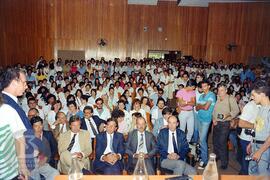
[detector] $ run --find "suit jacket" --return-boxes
[157,128,189,162]
[125,129,157,158]
[42,130,58,164]
[80,116,106,132]
[52,123,70,141]
[58,129,92,158]
[93,131,125,170]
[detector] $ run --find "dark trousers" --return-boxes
[239,139,250,175]
[94,161,122,175]
[213,121,230,167]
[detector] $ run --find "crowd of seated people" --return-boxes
[4,56,270,177]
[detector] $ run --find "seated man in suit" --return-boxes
[93,118,125,175]
[157,115,196,175]
[153,107,172,137]
[81,106,106,140]
[58,115,92,174]
[125,116,157,175]
[30,116,59,179]
[28,111,58,167]
[52,111,70,141]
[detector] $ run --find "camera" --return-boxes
[244,129,255,137]
[217,114,224,119]
[195,143,201,156]
[245,155,253,161]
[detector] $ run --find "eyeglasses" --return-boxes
[17,78,27,85]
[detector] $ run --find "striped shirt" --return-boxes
[0,124,18,179]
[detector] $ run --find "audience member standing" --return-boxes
[212,83,240,169]
[196,80,216,169]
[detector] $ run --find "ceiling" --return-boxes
[128,0,267,7]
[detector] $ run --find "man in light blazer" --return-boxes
[125,116,157,175]
[52,111,70,141]
[58,115,92,174]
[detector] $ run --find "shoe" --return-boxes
[198,161,206,169]
[220,165,228,170]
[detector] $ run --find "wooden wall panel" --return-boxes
[126,2,208,59]
[0,0,208,66]
[206,3,270,64]
[0,0,269,67]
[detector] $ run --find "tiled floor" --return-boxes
[196,134,241,175]
[196,151,241,175]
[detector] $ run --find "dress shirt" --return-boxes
[136,131,148,154]
[163,118,168,126]
[70,132,81,154]
[85,117,98,138]
[59,123,67,133]
[167,130,178,154]
[103,132,114,155]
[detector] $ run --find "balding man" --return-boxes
[125,117,157,174]
[28,107,39,120]
[157,115,196,175]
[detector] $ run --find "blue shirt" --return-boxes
[26,75,36,82]
[246,69,255,82]
[78,66,86,75]
[197,91,216,122]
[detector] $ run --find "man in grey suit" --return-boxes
[125,116,157,175]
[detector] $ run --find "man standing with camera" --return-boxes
[240,81,270,175]
[212,83,240,170]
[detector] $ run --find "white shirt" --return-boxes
[163,118,168,126]
[85,117,98,138]
[1,92,26,139]
[152,74,160,84]
[59,123,67,133]
[130,109,146,121]
[103,132,114,155]
[108,95,118,110]
[88,96,96,106]
[70,132,81,154]
[239,101,259,141]
[93,107,111,121]
[168,130,178,154]
[136,131,148,154]
[47,110,57,129]
[0,104,26,139]
[114,87,124,96]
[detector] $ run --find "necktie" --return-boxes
[138,133,144,152]
[67,133,77,151]
[172,132,178,153]
[109,134,114,153]
[88,119,98,136]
